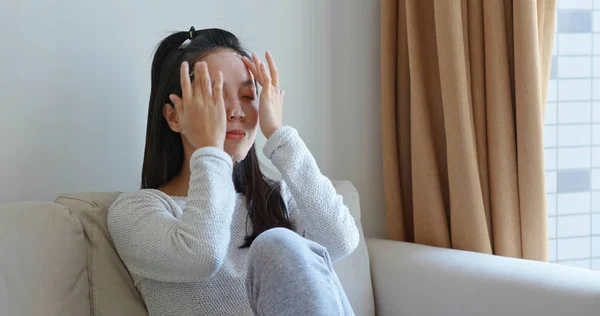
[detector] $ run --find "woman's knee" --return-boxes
[251,227,300,253]
[248,228,317,264]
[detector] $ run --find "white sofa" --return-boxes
[1,181,599,316]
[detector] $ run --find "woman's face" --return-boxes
[203,50,259,162]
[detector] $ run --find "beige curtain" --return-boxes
[381,0,556,261]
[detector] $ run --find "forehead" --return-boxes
[203,50,251,82]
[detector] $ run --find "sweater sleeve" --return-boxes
[107,147,236,283]
[263,126,360,261]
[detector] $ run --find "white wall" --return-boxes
[0,0,385,238]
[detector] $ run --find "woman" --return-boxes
[107,27,359,316]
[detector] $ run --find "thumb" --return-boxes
[169,94,183,110]
[169,94,184,118]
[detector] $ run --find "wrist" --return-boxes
[195,140,223,151]
[198,144,224,151]
[264,125,282,139]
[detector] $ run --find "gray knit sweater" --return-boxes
[107,126,360,316]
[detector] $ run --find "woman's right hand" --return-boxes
[169,61,226,150]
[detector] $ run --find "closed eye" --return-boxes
[243,96,256,101]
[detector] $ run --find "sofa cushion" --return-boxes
[331,181,376,316]
[0,202,91,316]
[56,180,374,316]
[55,193,148,316]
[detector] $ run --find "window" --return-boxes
[545,0,600,270]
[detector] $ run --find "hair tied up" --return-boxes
[179,26,197,49]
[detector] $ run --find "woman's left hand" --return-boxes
[242,51,284,139]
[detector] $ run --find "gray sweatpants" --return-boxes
[246,228,355,316]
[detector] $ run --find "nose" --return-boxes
[227,101,246,121]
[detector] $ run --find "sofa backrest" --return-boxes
[0,202,91,316]
[0,180,375,316]
[55,192,148,316]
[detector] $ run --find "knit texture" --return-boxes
[107,126,360,316]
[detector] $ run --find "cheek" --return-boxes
[243,102,259,126]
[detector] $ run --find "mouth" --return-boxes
[225,129,246,140]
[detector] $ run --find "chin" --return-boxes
[225,146,250,163]
[228,153,245,163]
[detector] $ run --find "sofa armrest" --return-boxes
[366,238,600,316]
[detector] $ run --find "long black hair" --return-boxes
[141,28,293,248]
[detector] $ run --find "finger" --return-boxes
[260,62,271,85]
[180,62,192,101]
[242,56,258,78]
[247,67,256,84]
[199,62,213,97]
[251,52,264,84]
[265,51,279,88]
[192,62,204,97]
[213,71,224,106]
[169,94,183,110]
[242,57,257,87]
[169,94,184,124]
